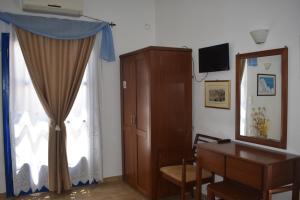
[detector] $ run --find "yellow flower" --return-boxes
[251,107,269,138]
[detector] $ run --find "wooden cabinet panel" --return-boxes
[123,127,137,187]
[150,51,192,149]
[226,157,263,189]
[122,57,136,128]
[135,54,151,196]
[198,149,225,176]
[136,55,149,133]
[122,57,137,187]
[136,129,151,196]
[270,161,294,188]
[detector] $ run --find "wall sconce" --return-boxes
[250,29,269,44]
[263,62,272,71]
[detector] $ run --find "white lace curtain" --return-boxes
[5,25,103,195]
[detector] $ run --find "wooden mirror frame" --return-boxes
[235,47,288,149]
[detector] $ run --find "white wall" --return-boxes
[0,0,156,193]
[156,0,300,199]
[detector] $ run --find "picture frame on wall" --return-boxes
[205,80,231,109]
[257,74,276,96]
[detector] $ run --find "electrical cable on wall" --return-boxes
[192,57,208,82]
[182,45,208,83]
[181,45,207,138]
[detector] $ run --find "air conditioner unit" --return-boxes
[22,0,83,17]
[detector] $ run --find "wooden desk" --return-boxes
[195,142,300,200]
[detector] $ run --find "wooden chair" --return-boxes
[159,133,222,200]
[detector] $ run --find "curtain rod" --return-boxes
[82,15,116,27]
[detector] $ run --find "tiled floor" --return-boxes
[2,181,205,200]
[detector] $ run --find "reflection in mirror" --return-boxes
[236,48,288,149]
[240,55,281,140]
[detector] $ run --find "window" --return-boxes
[6,31,102,195]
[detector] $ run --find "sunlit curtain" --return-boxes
[67,34,103,185]
[8,28,103,195]
[9,27,49,195]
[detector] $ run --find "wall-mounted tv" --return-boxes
[199,43,229,73]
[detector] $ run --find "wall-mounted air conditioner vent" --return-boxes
[22,0,83,17]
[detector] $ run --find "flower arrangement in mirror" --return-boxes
[251,107,270,138]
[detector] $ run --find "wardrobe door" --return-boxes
[122,57,137,187]
[151,50,192,149]
[135,55,151,196]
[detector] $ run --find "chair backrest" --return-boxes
[192,133,222,160]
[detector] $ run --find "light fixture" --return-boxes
[250,29,269,44]
[263,62,272,71]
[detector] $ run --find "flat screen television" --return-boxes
[198,43,229,73]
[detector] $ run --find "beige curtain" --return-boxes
[15,27,96,193]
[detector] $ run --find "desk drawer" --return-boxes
[226,157,263,189]
[198,149,225,176]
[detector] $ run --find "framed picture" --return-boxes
[257,74,276,96]
[205,80,231,109]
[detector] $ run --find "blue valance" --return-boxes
[0,12,115,61]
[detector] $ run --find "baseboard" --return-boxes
[103,176,122,183]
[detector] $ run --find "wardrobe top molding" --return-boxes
[120,46,192,58]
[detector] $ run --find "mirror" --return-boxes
[236,48,288,149]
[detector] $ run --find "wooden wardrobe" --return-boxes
[120,46,192,199]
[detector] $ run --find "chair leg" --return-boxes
[181,185,186,200]
[190,187,194,198]
[263,190,271,200]
[207,188,215,200]
[292,185,299,200]
[156,176,160,200]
